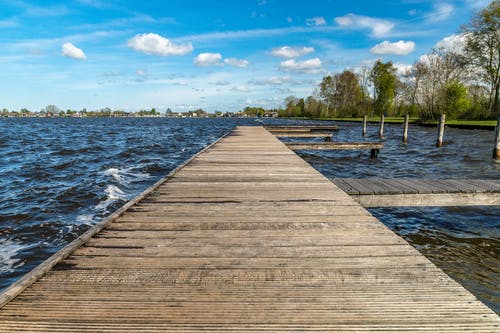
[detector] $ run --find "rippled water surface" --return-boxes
[0,117,499,314]
[0,117,254,289]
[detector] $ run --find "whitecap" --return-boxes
[76,214,95,224]
[0,239,33,274]
[103,167,124,183]
[94,185,127,212]
[103,166,150,186]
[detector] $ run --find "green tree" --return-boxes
[318,71,365,117]
[318,76,335,116]
[370,60,397,116]
[439,80,470,119]
[463,0,500,115]
[334,70,364,116]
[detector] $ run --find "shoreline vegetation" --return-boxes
[287,116,498,130]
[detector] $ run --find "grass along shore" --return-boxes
[300,117,498,130]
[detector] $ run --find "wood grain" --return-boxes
[0,126,498,332]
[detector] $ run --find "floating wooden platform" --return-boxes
[274,132,333,138]
[265,125,339,132]
[285,142,383,158]
[0,126,498,332]
[333,178,500,207]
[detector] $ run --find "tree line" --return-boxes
[279,1,500,121]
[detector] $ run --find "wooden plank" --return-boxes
[285,142,383,150]
[0,126,498,332]
[353,192,500,207]
[331,178,360,195]
[333,178,500,196]
[265,125,339,131]
[273,132,333,138]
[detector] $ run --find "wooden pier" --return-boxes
[333,178,500,207]
[0,126,498,332]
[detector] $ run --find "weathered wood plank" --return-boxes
[273,132,333,138]
[332,178,500,206]
[0,126,497,332]
[285,142,383,150]
[265,125,339,131]
[352,193,500,207]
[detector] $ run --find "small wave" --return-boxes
[0,239,35,274]
[94,185,127,212]
[76,214,96,225]
[103,166,150,186]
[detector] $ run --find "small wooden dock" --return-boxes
[0,126,498,332]
[286,142,383,158]
[333,178,500,207]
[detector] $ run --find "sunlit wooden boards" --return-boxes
[333,178,500,207]
[0,126,498,332]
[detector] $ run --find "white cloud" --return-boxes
[271,46,314,58]
[286,17,293,23]
[370,40,415,55]
[279,58,323,74]
[127,33,193,56]
[306,17,326,26]
[334,14,394,38]
[214,80,230,86]
[250,76,291,85]
[232,85,251,92]
[224,58,249,68]
[418,53,441,66]
[0,18,18,28]
[435,33,467,53]
[394,62,412,75]
[464,0,491,9]
[194,52,223,67]
[61,42,86,60]
[426,3,454,23]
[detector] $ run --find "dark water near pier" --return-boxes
[0,117,498,313]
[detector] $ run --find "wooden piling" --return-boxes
[378,114,385,138]
[493,114,500,161]
[436,114,446,147]
[402,114,409,143]
[362,115,367,137]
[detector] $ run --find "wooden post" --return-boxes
[493,114,500,161]
[370,148,380,159]
[436,113,446,147]
[362,115,367,137]
[402,114,409,143]
[378,114,385,138]
[492,81,499,160]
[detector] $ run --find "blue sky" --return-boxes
[0,0,491,112]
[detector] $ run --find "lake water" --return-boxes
[0,117,498,313]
